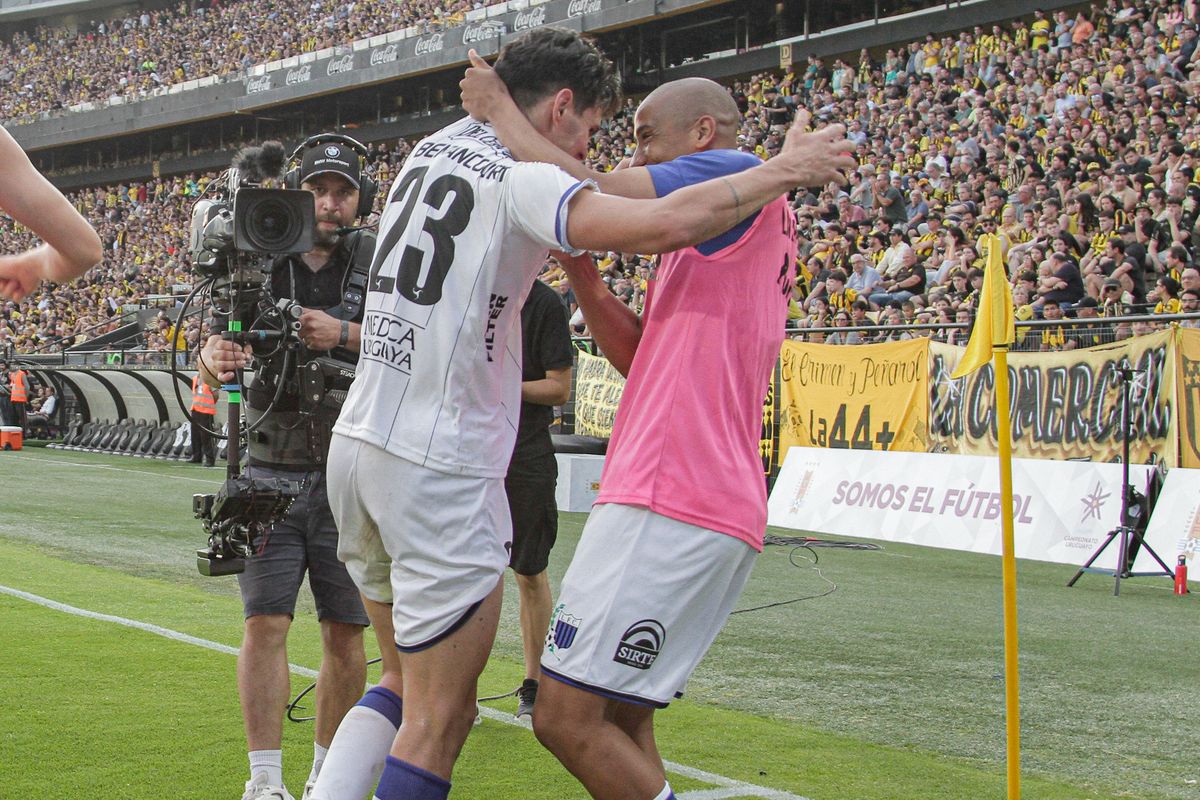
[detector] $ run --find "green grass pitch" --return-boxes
[0,446,1197,799]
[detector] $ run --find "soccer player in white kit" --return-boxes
[319,28,856,800]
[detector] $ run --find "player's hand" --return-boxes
[299,308,342,351]
[460,49,509,122]
[780,111,856,188]
[201,334,252,384]
[0,251,42,302]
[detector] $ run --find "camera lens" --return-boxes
[246,196,303,251]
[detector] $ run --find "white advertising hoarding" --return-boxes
[768,447,1155,570]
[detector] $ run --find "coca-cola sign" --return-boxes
[246,74,273,94]
[372,43,403,64]
[412,36,443,57]
[513,5,547,30]
[285,64,312,86]
[462,21,506,44]
[326,54,354,76]
[567,0,601,16]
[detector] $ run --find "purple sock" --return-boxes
[374,756,450,800]
[357,686,404,727]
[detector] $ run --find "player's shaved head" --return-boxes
[639,78,741,147]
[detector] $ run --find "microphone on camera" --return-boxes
[232,140,288,183]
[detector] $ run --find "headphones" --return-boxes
[283,133,378,219]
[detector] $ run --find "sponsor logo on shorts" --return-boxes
[612,619,665,670]
[546,603,581,657]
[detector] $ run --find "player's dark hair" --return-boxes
[494,27,622,116]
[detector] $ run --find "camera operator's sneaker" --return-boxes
[299,779,315,800]
[515,678,538,720]
[242,772,295,800]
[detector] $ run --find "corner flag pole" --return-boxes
[994,345,1020,800]
[951,233,1019,799]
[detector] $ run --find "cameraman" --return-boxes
[199,138,374,800]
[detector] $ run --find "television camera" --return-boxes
[180,141,361,576]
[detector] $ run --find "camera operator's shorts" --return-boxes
[540,503,756,708]
[237,466,369,626]
[328,433,511,652]
[505,463,558,576]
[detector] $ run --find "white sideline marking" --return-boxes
[0,584,809,800]
[0,584,317,678]
[17,452,220,485]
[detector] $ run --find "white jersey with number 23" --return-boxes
[334,117,593,478]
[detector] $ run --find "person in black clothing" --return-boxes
[198,136,375,800]
[507,277,575,720]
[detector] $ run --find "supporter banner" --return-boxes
[928,330,1177,466]
[777,338,928,460]
[573,351,625,438]
[1175,328,1200,469]
[767,447,1153,570]
[1137,466,1200,577]
[761,374,777,478]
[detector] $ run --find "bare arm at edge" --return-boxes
[0,127,103,301]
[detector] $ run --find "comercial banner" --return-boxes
[928,330,1178,465]
[572,351,625,438]
[777,338,928,460]
[767,447,1154,569]
[1175,328,1200,468]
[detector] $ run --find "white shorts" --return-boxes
[541,503,756,707]
[327,433,511,651]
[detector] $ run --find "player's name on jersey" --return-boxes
[411,129,511,182]
[362,310,418,373]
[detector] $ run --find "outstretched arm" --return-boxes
[0,127,103,301]
[565,117,855,254]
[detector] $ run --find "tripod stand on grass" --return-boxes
[1067,366,1174,595]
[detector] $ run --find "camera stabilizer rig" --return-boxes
[178,141,358,576]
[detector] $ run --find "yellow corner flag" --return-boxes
[952,233,1015,378]
[947,232,1022,799]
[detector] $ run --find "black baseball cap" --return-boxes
[300,142,361,188]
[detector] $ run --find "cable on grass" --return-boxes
[287,659,522,723]
[730,536,882,615]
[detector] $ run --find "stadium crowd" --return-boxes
[0,0,502,124]
[5,0,1200,357]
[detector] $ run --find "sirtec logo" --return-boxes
[246,75,272,94]
[567,0,602,17]
[613,619,666,670]
[513,5,547,30]
[373,42,403,63]
[326,54,354,76]
[462,21,507,44]
[285,64,312,86]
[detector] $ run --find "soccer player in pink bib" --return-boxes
[463,68,802,800]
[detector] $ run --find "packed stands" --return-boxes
[4,0,1200,358]
[0,0,501,124]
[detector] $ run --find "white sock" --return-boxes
[307,705,399,800]
[652,781,674,800]
[308,742,329,785]
[248,749,284,787]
